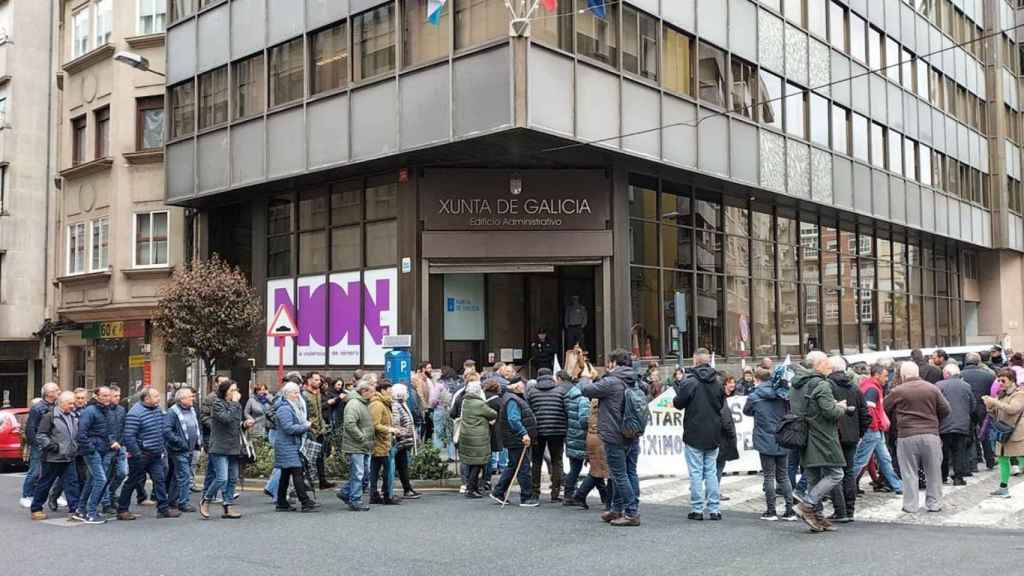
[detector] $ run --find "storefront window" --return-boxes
[726,276,750,357]
[752,279,776,357]
[663,271,693,360]
[630,267,660,358]
[780,282,800,355]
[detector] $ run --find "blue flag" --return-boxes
[427,0,446,25]
[587,0,606,18]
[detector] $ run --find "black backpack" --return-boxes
[621,381,649,440]
[264,400,278,430]
[775,413,807,450]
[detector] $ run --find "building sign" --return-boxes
[82,320,146,340]
[266,268,398,367]
[128,355,146,368]
[420,170,609,231]
[637,389,760,477]
[444,274,485,341]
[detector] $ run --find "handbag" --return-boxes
[990,410,1024,445]
[451,417,463,445]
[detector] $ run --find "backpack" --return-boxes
[621,380,649,440]
[774,413,807,450]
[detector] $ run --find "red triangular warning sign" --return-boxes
[267,305,298,338]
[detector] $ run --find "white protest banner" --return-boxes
[637,388,762,477]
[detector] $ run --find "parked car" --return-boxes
[0,408,28,471]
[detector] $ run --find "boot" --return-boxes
[199,498,210,520]
[222,504,242,519]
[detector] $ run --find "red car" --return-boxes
[0,408,28,470]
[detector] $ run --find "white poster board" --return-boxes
[444,274,485,341]
[637,388,761,477]
[363,268,398,366]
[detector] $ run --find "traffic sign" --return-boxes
[267,305,298,338]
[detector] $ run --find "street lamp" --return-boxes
[113,51,165,77]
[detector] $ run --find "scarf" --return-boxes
[287,396,309,427]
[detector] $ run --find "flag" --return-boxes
[541,0,557,10]
[587,0,606,18]
[553,354,562,374]
[427,0,446,25]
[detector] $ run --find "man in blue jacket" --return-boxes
[743,368,796,521]
[76,386,115,524]
[491,380,538,507]
[116,388,180,520]
[20,382,60,509]
[103,385,127,514]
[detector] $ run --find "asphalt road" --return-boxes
[4,473,1021,576]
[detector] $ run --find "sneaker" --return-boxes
[57,496,67,508]
[795,503,823,532]
[708,512,722,521]
[403,490,422,499]
[780,510,798,522]
[179,504,197,513]
[263,489,274,498]
[275,505,297,512]
[158,509,182,518]
[760,512,779,521]
[458,486,467,494]
[519,499,540,508]
[465,491,483,499]
[300,504,320,513]
[82,515,106,525]
[687,512,703,521]
[19,497,31,509]
[991,487,1012,498]
[347,503,370,512]
[609,515,640,527]
[953,478,967,486]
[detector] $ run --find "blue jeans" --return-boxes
[22,446,41,498]
[605,440,640,517]
[564,457,585,499]
[117,453,168,512]
[80,451,112,517]
[338,453,371,505]
[431,409,447,453]
[105,450,128,506]
[170,452,193,507]
[203,454,238,505]
[684,445,720,514]
[852,430,903,492]
[265,468,281,496]
[493,446,533,503]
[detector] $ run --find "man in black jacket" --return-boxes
[21,382,60,509]
[673,348,725,521]
[530,329,556,374]
[935,364,976,485]
[525,368,569,502]
[960,352,995,470]
[827,357,870,522]
[913,349,942,384]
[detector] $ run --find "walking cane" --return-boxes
[501,445,529,509]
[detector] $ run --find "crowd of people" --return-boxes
[16,343,1024,532]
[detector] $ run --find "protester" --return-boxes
[673,348,725,522]
[165,388,201,513]
[21,382,59,509]
[935,364,976,486]
[200,380,251,520]
[117,388,180,521]
[912,349,942,384]
[884,362,951,513]
[827,356,870,523]
[736,368,756,396]
[983,369,1024,498]
[390,384,420,500]
[572,397,610,511]
[962,352,997,470]
[105,385,128,514]
[525,367,569,503]
[642,362,663,400]
[790,351,847,533]
[459,381,498,498]
[851,364,903,495]
[264,372,302,498]
[272,382,318,512]
[368,380,399,505]
[562,369,591,506]
[337,381,375,511]
[303,372,333,490]
[491,379,538,508]
[743,367,796,521]
[432,366,456,458]
[30,391,79,521]
[76,386,114,524]
[244,384,273,439]
[716,376,739,501]
[990,346,1007,371]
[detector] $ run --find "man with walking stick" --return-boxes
[491,380,539,507]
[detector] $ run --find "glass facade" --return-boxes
[628,174,962,361]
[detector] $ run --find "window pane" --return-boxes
[299,191,329,230]
[785,83,806,139]
[802,283,822,352]
[663,271,693,360]
[697,43,727,107]
[139,0,168,35]
[753,279,777,356]
[366,182,398,220]
[901,49,914,90]
[170,0,193,22]
[808,0,827,37]
[695,273,724,354]
[629,182,657,220]
[354,4,396,80]
[731,57,757,120]
[889,132,903,175]
[851,112,868,161]
[170,81,195,138]
[73,8,91,58]
[267,235,292,277]
[884,36,899,80]
[96,0,112,47]
[849,12,866,62]
[778,281,800,354]
[135,214,151,266]
[269,38,305,107]
[71,118,86,164]
[576,0,618,67]
[95,108,110,158]
[662,224,692,270]
[662,25,693,96]
[831,104,848,154]
[630,220,658,266]
[152,212,168,265]
[870,122,885,168]
[759,70,783,130]
[622,7,658,81]
[810,93,829,145]
[404,0,449,68]
[331,225,361,270]
[784,0,805,27]
[916,62,929,99]
[233,53,266,119]
[829,1,845,52]
[331,184,362,225]
[268,194,293,235]
[726,236,749,276]
[726,276,750,357]
[823,286,840,354]
[919,143,932,185]
[622,6,638,75]
[867,27,882,70]
[141,107,165,149]
[300,230,328,274]
[631,267,660,358]
[198,66,229,129]
[366,220,397,266]
[904,139,916,180]
[532,0,573,52]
